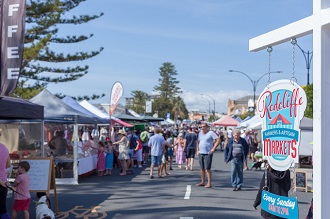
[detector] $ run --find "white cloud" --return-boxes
[181,90,249,114]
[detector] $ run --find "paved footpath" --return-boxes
[6,150,312,219]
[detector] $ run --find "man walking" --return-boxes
[148,127,165,179]
[196,123,220,188]
[185,126,198,171]
[224,129,249,191]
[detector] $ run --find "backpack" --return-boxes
[140,131,149,143]
[129,135,137,149]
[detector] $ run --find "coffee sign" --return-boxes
[257,80,307,171]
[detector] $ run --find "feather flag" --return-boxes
[109,82,123,116]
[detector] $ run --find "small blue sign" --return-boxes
[166,113,170,119]
[261,190,298,219]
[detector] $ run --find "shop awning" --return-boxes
[111,117,134,127]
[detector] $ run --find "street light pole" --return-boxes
[201,95,211,120]
[201,94,216,122]
[294,42,313,85]
[229,70,282,114]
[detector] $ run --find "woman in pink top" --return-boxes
[0,129,11,219]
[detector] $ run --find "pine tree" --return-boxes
[154,62,181,99]
[153,62,186,118]
[15,0,104,99]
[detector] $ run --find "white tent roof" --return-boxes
[238,115,262,128]
[299,130,313,156]
[79,100,109,119]
[247,121,262,130]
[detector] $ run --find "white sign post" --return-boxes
[249,1,330,218]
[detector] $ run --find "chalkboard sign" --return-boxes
[20,158,53,192]
[294,171,307,192]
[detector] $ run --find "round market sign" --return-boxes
[257,79,307,171]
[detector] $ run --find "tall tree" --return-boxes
[154,62,181,99]
[129,90,148,114]
[153,62,182,118]
[14,0,104,99]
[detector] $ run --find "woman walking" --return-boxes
[114,130,129,176]
[175,133,186,169]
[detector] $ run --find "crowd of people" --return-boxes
[0,124,313,219]
[87,124,265,183]
[87,123,260,190]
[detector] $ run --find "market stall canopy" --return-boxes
[111,117,134,127]
[166,118,176,124]
[161,120,170,126]
[139,115,164,122]
[0,96,44,120]
[78,100,133,127]
[79,100,109,119]
[114,113,144,122]
[30,89,97,124]
[238,115,262,128]
[234,117,242,122]
[299,117,313,131]
[296,118,313,156]
[299,130,313,156]
[62,96,109,124]
[212,115,239,127]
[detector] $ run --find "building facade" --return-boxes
[227,95,255,116]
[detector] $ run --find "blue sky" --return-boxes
[46,0,313,114]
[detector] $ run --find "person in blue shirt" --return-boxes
[148,127,165,179]
[195,123,220,188]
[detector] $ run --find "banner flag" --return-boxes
[0,0,26,96]
[145,100,152,113]
[109,81,123,116]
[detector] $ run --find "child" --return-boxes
[12,161,31,219]
[96,142,106,176]
[104,141,114,176]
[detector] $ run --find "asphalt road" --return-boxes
[6,150,312,219]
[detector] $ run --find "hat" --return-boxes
[178,133,183,137]
[118,130,126,135]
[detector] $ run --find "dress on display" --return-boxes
[82,128,90,141]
